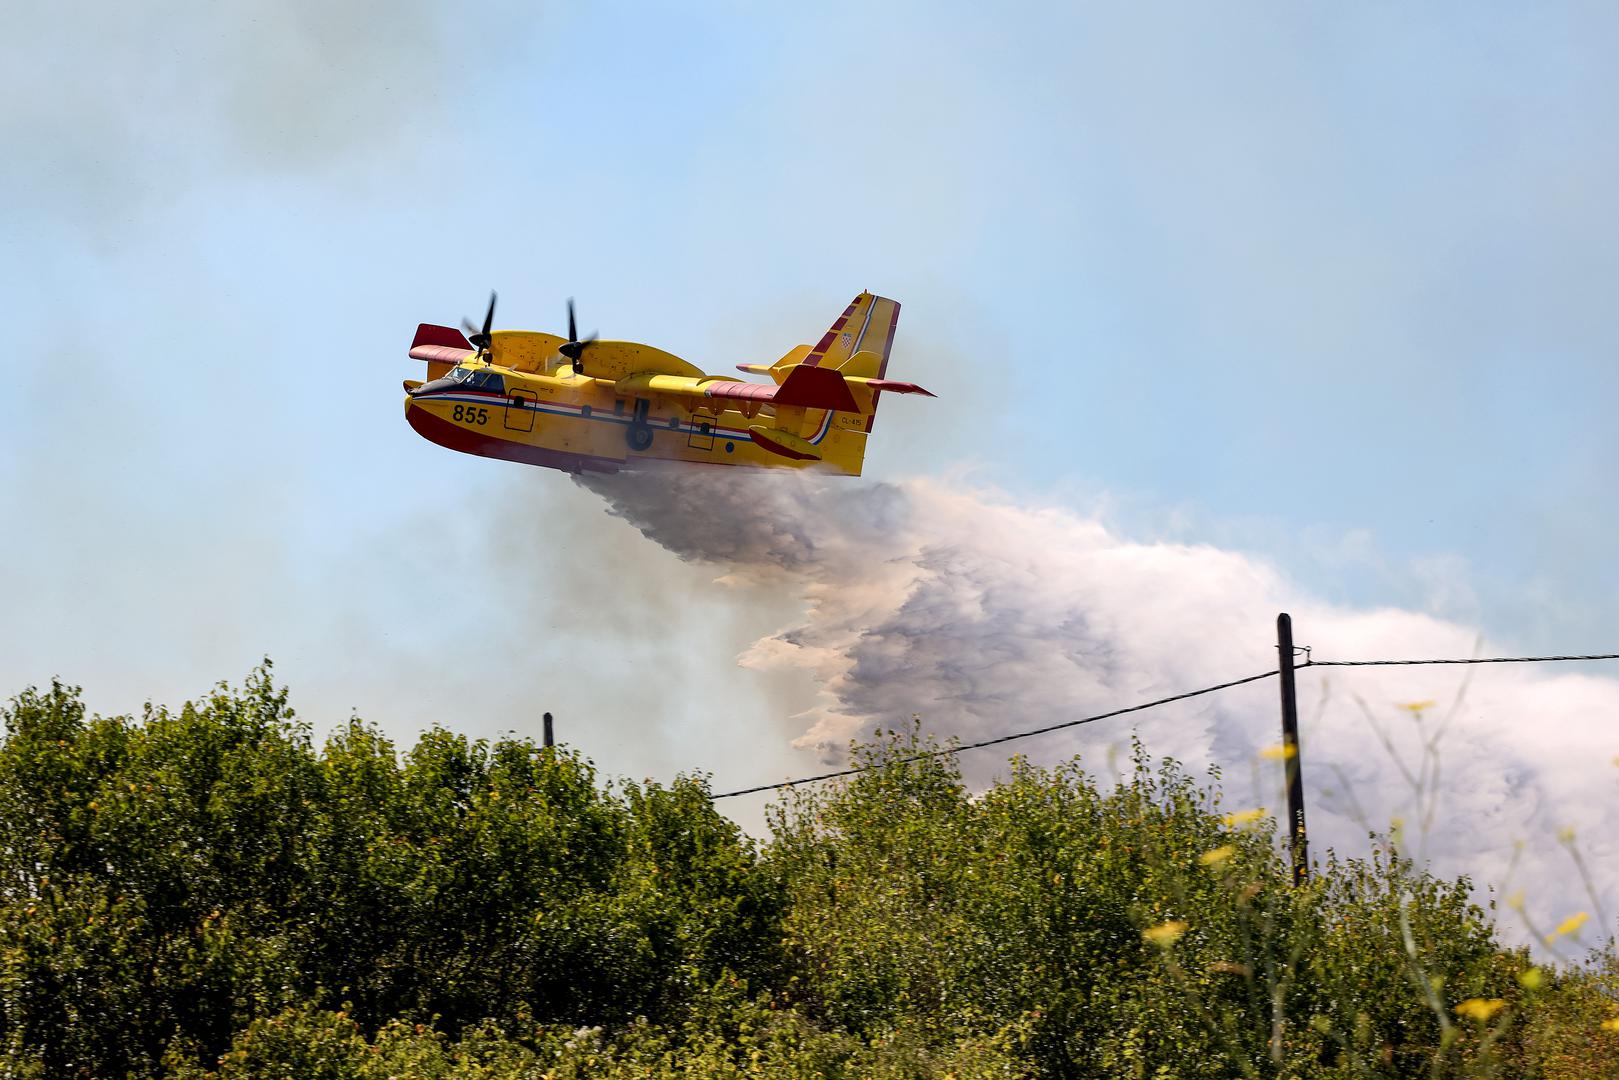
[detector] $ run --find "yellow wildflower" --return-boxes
[1259,744,1296,760]
[1602,1016,1619,1032]
[1555,912,1590,938]
[1199,845,1237,867]
[1398,700,1437,714]
[1518,967,1544,990]
[1222,808,1266,828]
[1143,921,1187,946]
[1454,998,1506,1022]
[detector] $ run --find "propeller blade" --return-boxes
[467,292,497,350]
[560,334,597,360]
[559,298,598,371]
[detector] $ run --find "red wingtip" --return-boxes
[411,322,473,352]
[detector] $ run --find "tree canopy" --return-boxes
[0,667,1614,1077]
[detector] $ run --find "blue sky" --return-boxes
[3,2,1618,800]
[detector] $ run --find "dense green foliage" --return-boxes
[1,668,1615,1077]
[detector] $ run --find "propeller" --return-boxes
[557,298,597,372]
[462,291,497,353]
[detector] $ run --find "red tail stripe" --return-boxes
[805,298,862,367]
[865,300,902,432]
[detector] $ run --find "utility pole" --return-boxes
[1276,613,1309,885]
[543,712,554,749]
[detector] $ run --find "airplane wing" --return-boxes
[575,341,706,381]
[616,363,932,415]
[409,323,475,364]
[611,293,928,432]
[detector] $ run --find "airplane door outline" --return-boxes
[687,409,718,450]
[505,390,537,432]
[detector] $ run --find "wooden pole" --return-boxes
[543,711,554,749]
[1276,613,1309,885]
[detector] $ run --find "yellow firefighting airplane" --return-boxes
[403,292,932,475]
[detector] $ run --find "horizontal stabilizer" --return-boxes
[748,425,821,461]
[853,378,935,397]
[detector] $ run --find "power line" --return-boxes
[708,647,1619,801]
[1304,653,1619,668]
[710,668,1279,800]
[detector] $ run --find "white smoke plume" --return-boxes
[579,468,1619,949]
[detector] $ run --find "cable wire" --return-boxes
[710,668,1279,800]
[709,648,1619,801]
[1304,653,1619,668]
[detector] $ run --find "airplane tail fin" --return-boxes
[740,293,902,389]
[819,292,901,430]
[728,292,919,471]
[812,292,901,374]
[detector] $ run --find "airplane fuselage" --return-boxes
[403,292,922,475]
[404,361,866,475]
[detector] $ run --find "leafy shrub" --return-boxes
[0,668,777,1076]
[0,671,1614,1077]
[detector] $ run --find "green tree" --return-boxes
[0,672,1613,1077]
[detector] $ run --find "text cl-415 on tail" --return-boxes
[403,292,933,475]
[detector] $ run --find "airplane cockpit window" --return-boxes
[418,366,502,396]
